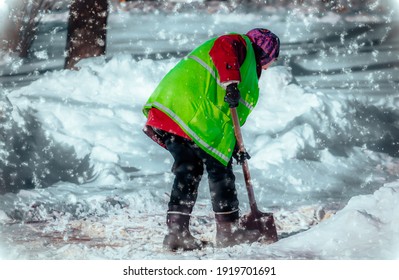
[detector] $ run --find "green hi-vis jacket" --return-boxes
[143,34,259,166]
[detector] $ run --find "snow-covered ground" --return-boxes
[1,3,399,260]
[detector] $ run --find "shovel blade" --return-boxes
[240,210,278,243]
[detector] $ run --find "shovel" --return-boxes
[230,107,278,243]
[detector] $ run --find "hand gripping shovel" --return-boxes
[230,107,278,243]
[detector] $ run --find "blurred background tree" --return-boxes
[64,0,109,69]
[0,0,55,57]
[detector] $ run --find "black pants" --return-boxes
[164,134,239,215]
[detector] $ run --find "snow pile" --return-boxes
[266,183,399,259]
[1,52,398,259]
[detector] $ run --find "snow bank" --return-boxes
[1,48,399,259]
[265,183,399,259]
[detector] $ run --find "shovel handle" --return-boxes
[230,108,259,214]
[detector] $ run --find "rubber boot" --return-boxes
[163,212,207,251]
[215,211,262,248]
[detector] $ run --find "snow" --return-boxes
[1,3,399,260]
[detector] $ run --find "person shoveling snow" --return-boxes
[142,28,280,251]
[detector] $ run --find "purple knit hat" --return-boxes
[246,28,280,66]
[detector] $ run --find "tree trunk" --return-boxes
[0,0,24,53]
[64,0,109,70]
[0,0,48,57]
